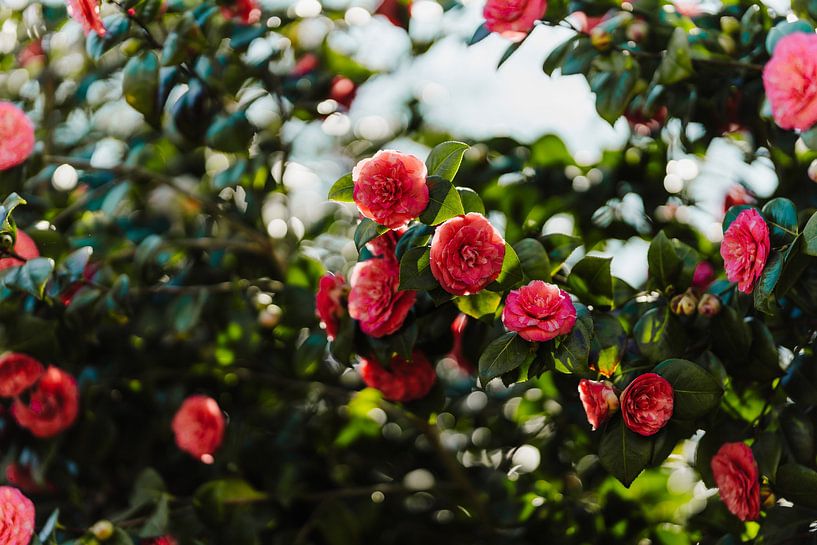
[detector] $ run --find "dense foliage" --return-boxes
[4,0,817,544]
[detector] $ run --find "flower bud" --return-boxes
[808,159,817,182]
[0,233,13,251]
[671,291,698,316]
[718,34,736,55]
[258,304,282,329]
[90,520,115,541]
[590,27,613,51]
[697,293,722,317]
[626,19,648,42]
[720,16,740,34]
[760,484,776,509]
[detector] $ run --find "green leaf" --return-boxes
[419,176,465,226]
[634,306,689,363]
[354,219,388,251]
[469,23,490,45]
[592,313,626,377]
[85,15,131,60]
[425,142,469,183]
[752,431,782,481]
[654,359,723,420]
[329,315,355,365]
[38,509,59,543]
[711,305,751,361]
[123,51,161,127]
[328,173,354,202]
[591,63,639,125]
[205,111,255,153]
[455,291,501,319]
[561,39,596,76]
[194,479,268,522]
[648,231,682,290]
[394,223,434,260]
[541,233,582,266]
[762,198,798,246]
[489,243,524,292]
[398,247,438,291]
[655,28,694,85]
[1,257,55,298]
[723,205,754,231]
[387,321,418,361]
[567,256,613,308]
[0,192,25,234]
[781,407,815,466]
[753,251,783,314]
[550,314,592,374]
[514,238,551,282]
[766,20,814,55]
[457,187,485,215]
[746,318,783,380]
[497,41,522,68]
[478,332,535,383]
[130,468,167,508]
[138,494,169,538]
[802,125,817,150]
[802,211,817,256]
[776,464,817,509]
[543,35,580,75]
[598,417,653,487]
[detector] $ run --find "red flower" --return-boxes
[0,231,40,271]
[142,537,179,545]
[348,256,416,338]
[352,150,429,229]
[330,77,357,110]
[483,0,547,42]
[316,274,347,340]
[578,379,619,431]
[501,280,576,342]
[430,213,505,296]
[0,486,35,545]
[59,262,99,307]
[359,351,437,402]
[221,0,261,24]
[0,102,35,171]
[5,463,53,494]
[620,373,674,436]
[172,395,226,462]
[711,442,760,521]
[12,366,79,438]
[720,208,770,294]
[723,184,756,215]
[449,313,473,373]
[692,261,715,289]
[66,0,106,36]
[0,353,44,398]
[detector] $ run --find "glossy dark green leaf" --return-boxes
[754,251,783,314]
[781,407,815,465]
[591,64,639,125]
[514,238,551,282]
[753,431,782,481]
[456,290,501,319]
[205,111,255,152]
[478,332,535,383]
[354,219,388,251]
[561,39,596,76]
[766,20,814,55]
[551,314,592,374]
[468,23,490,45]
[802,211,817,255]
[328,173,354,202]
[655,28,693,85]
[193,479,268,522]
[723,205,754,231]
[648,231,682,290]
[425,142,469,182]
[398,246,438,291]
[0,192,25,234]
[776,464,817,509]
[123,51,161,127]
[543,35,580,75]
[654,359,722,420]
[1,257,54,298]
[457,187,485,215]
[567,256,613,308]
[634,306,689,363]
[762,197,798,246]
[419,176,465,226]
[598,417,653,487]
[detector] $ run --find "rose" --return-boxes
[66,0,106,36]
[501,280,576,342]
[0,486,35,545]
[0,102,35,171]
[12,366,79,438]
[720,208,770,294]
[352,150,429,229]
[711,442,761,521]
[620,373,674,436]
[0,352,44,398]
[316,274,347,340]
[578,379,619,431]
[172,395,226,462]
[483,0,547,42]
[358,351,437,402]
[348,257,416,338]
[763,32,817,131]
[429,213,506,296]
[0,231,39,271]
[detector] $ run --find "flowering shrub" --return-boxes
[3,0,817,543]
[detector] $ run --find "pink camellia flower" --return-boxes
[66,0,106,36]
[711,442,761,521]
[483,0,547,42]
[578,379,619,431]
[429,213,506,296]
[366,228,405,260]
[0,353,44,398]
[352,150,429,229]
[720,208,770,294]
[620,373,674,436]
[359,351,437,402]
[316,274,347,341]
[172,395,226,462]
[0,231,39,271]
[348,256,416,338]
[763,32,817,131]
[221,0,261,24]
[692,261,715,289]
[0,486,35,545]
[501,280,576,342]
[12,366,79,438]
[0,102,35,171]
